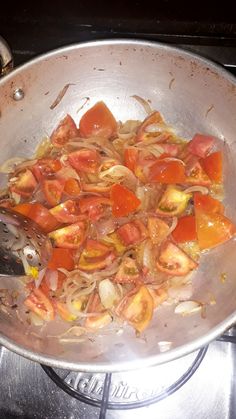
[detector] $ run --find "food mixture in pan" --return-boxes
[0,100,235,334]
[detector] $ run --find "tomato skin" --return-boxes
[201,151,222,183]
[148,160,186,184]
[64,178,81,196]
[49,200,82,223]
[147,217,169,244]
[10,169,37,198]
[49,221,86,249]
[187,134,214,158]
[156,241,197,276]
[51,114,79,147]
[78,239,115,271]
[194,193,224,214]
[124,148,139,172]
[79,197,111,221]
[32,158,62,181]
[172,215,197,243]
[111,184,141,217]
[156,186,191,217]
[114,257,140,283]
[13,203,60,233]
[24,288,54,321]
[47,248,75,271]
[116,285,154,333]
[42,178,65,207]
[136,111,164,142]
[68,149,100,174]
[79,101,117,139]
[85,292,112,329]
[116,221,146,246]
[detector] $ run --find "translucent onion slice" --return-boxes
[0,157,26,173]
[99,165,137,189]
[174,300,202,315]
[131,95,153,115]
[184,186,209,195]
[98,279,119,309]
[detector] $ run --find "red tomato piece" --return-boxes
[116,285,154,333]
[79,101,117,139]
[32,158,62,181]
[124,148,139,172]
[47,248,75,271]
[68,149,100,174]
[49,200,82,223]
[184,159,211,186]
[13,203,60,233]
[79,197,111,221]
[51,114,79,147]
[156,186,191,217]
[24,288,54,321]
[85,292,112,329]
[114,257,140,283]
[42,178,65,207]
[49,221,86,249]
[194,193,224,214]
[10,169,37,198]
[116,222,144,246]
[136,111,164,142]
[64,178,81,196]
[187,134,215,158]
[156,241,197,276]
[195,211,235,250]
[172,215,197,243]
[111,184,141,217]
[78,239,115,271]
[201,151,223,184]
[148,160,186,184]
[147,217,169,244]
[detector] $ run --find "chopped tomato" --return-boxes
[85,292,112,329]
[156,241,197,276]
[195,211,235,250]
[114,257,140,283]
[49,200,82,223]
[116,220,147,246]
[111,184,141,217]
[32,158,62,181]
[147,217,169,244]
[24,288,54,321]
[10,169,37,198]
[184,159,211,186]
[201,151,223,184]
[56,302,76,322]
[187,133,214,158]
[0,199,14,208]
[156,186,191,217]
[64,178,81,196]
[194,193,224,214]
[68,149,100,174]
[79,101,117,139]
[13,203,60,233]
[148,159,186,184]
[78,239,115,271]
[172,215,197,243]
[47,248,75,271]
[51,114,79,147]
[79,196,111,221]
[49,221,86,249]
[116,285,154,333]
[124,148,139,172]
[42,178,65,207]
[136,111,164,142]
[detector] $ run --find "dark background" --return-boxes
[1,1,236,69]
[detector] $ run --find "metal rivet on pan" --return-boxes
[12,88,25,101]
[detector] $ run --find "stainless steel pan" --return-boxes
[0,37,236,372]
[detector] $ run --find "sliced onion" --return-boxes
[184,186,209,195]
[98,279,119,309]
[168,217,178,235]
[131,95,153,115]
[56,166,80,180]
[35,137,52,158]
[99,165,137,189]
[161,157,185,165]
[0,157,26,173]
[118,120,140,140]
[174,300,202,315]
[11,192,21,204]
[145,123,173,133]
[95,218,116,237]
[35,268,47,288]
[46,269,58,291]
[168,283,193,301]
[158,341,172,352]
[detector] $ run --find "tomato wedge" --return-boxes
[187,133,214,158]
[10,169,37,198]
[85,292,112,329]
[148,159,186,184]
[24,288,54,321]
[111,184,141,217]
[42,178,65,207]
[156,241,197,276]
[78,239,115,271]
[49,200,82,223]
[172,215,197,243]
[13,203,60,233]
[116,220,147,246]
[79,101,117,139]
[32,158,62,181]
[51,114,79,147]
[47,248,75,271]
[194,193,224,214]
[124,148,139,172]
[156,186,191,217]
[136,111,164,142]
[116,285,154,333]
[114,257,140,283]
[56,302,77,322]
[49,221,86,249]
[64,178,81,196]
[79,197,111,221]
[201,151,223,183]
[147,217,169,244]
[68,149,100,174]
[184,159,211,186]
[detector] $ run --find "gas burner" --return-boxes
[42,346,207,412]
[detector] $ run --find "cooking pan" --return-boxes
[0,37,236,373]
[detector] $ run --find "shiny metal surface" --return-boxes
[0,39,236,371]
[0,339,235,418]
[0,36,13,76]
